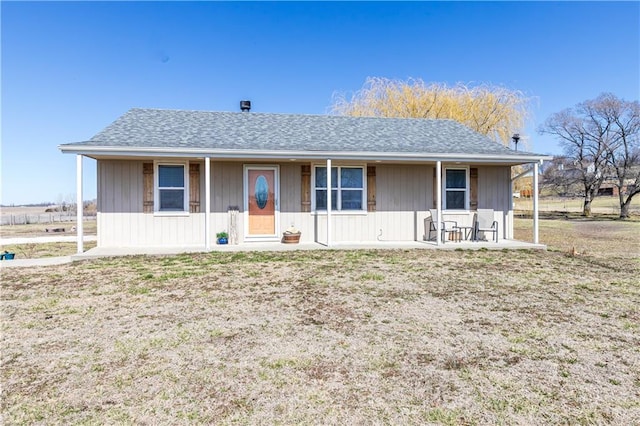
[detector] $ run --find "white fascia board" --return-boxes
[58,145,553,164]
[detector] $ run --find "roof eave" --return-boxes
[59,145,553,164]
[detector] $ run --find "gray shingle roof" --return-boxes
[62,108,538,158]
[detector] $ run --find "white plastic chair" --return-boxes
[474,209,498,243]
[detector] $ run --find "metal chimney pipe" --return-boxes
[512,133,520,151]
[240,100,251,112]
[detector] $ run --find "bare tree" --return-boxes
[65,192,77,216]
[55,193,65,213]
[332,77,530,146]
[540,99,614,216]
[540,157,582,196]
[596,94,640,218]
[541,94,639,218]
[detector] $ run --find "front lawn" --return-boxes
[1,220,639,424]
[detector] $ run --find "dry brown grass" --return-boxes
[514,217,640,259]
[0,241,98,259]
[0,221,97,239]
[1,220,639,425]
[514,195,640,216]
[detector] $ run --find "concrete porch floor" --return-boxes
[72,239,546,260]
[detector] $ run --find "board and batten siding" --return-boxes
[96,159,514,247]
[312,164,432,243]
[97,160,206,247]
[279,164,315,243]
[477,166,513,239]
[207,162,244,244]
[98,160,312,246]
[211,162,243,213]
[375,164,432,241]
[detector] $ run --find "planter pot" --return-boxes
[282,232,301,244]
[217,237,228,245]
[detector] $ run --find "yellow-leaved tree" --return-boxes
[331,77,530,147]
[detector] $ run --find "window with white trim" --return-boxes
[314,166,365,211]
[155,163,189,212]
[444,168,468,210]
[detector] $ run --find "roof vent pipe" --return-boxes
[240,100,251,112]
[512,133,520,151]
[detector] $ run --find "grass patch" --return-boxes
[1,218,639,424]
[0,221,97,238]
[0,241,97,259]
[359,272,384,282]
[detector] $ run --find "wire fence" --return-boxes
[0,213,97,226]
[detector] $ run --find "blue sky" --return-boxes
[2,1,638,205]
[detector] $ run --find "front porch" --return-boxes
[72,238,545,261]
[73,156,544,252]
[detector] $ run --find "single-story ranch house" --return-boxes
[59,106,551,252]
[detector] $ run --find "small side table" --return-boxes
[448,230,462,242]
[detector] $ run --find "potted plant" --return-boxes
[282,225,301,244]
[216,231,229,245]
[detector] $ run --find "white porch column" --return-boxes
[326,158,332,247]
[436,161,442,246]
[533,161,540,244]
[76,154,84,254]
[205,157,211,250]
